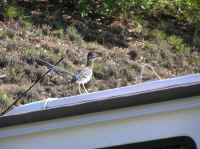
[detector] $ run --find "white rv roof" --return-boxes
[5,73,200,116]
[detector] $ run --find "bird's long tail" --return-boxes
[35,58,74,78]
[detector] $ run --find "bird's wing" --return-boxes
[75,67,92,81]
[36,58,75,77]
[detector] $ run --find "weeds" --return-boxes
[22,48,38,64]
[54,29,65,38]
[151,29,166,40]
[119,64,137,82]
[66,26,83,44]
[4,6,23,19]
[115,50,129,60]
[6,66,24,83]
[94,62,115,80]
[0,90,10,112]
[87,42,106,51]
[168,35,183,48]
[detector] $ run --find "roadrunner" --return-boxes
[36,52,101,94]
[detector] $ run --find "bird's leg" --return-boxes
[78,83,82,94]
[82,83,88,94]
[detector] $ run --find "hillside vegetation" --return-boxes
[0,0,200,113]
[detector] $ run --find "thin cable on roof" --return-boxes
[0,57,64,116]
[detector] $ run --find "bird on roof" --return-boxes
[70,52,101,94]
[36,52,101,94]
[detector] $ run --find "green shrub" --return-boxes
[66,26,83,44]
[72,0,200,42]
[0,90,10,105]
[94,62,115,80]
[151,29,166,40]
[4,5,24,19]
[168,35,183,46]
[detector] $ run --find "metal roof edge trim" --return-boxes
[0,74,200,128]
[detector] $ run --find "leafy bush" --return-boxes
[73,0,200,41]
[3,5,24,19]
[2,1,200,42]
[0,90,10,105]
[66,26,83,44]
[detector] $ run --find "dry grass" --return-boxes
[0,5,199,112]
